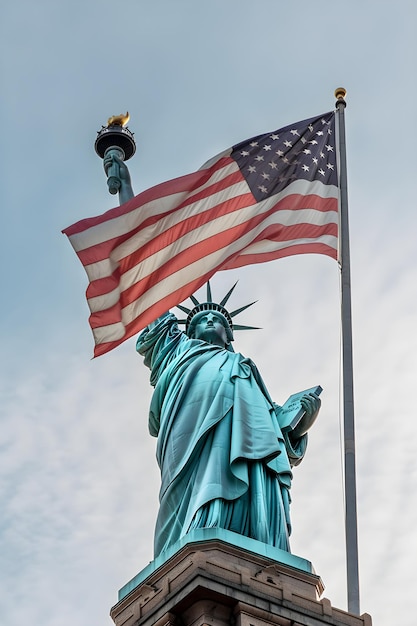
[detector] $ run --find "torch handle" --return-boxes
[104,146,126,195]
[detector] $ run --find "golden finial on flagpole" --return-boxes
[335,87,347,103]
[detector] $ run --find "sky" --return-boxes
[2,1,416,625]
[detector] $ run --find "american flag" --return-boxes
[63,111,339,357]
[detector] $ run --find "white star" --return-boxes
[276,149,284,157]
[258,185,268,193]
[240,150,250,157]
[282,156,290,164]
[309,140,318,145]
[301,137,307,144]
[263,144,272,151]
[250,141,258,147]
[284,140,292,148]
[268,161,278,169]
[270,134,279,140]
[248,165,256,173]
[303,148,311,155]
[327,128,332,134]
[320,152,325,158]
[312,157,318,165]
[255,155,264,162]
[308,124,314,132]
[261,172,271,180]
[318,168,325,176]
[316,130,324,136]
[290,129,300,136]
[326,163,334,170]
[326,144,334,152]
[302,164,309,172]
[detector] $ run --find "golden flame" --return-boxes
[107,112,130,127]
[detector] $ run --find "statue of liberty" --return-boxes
[105,151,321,559]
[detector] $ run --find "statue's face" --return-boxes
[191,312,229,347]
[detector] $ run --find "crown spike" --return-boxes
[189,294,200,306]
[230,301,257,318]
[232,324,261,331]
[220,281,238,307]
[177,304,192,314]
[206,281,213,303]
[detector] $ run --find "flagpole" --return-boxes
[335,88,360,614]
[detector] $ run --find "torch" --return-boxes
[94,112,136,195]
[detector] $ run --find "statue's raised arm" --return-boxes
[103,152,135,205]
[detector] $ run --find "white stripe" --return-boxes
[69,160,238,252]
[92,321,126,344]
[84,257,119,283]
[88,285,121,313]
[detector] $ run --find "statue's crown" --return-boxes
[185,301,233,333]
[176,281,259,339]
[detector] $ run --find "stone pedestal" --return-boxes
[111,532,372,626]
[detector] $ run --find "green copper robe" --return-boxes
[137,313,307,557]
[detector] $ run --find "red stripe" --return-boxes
[249,219,338,246]
[86,270,119,299]
[223,242,337,269]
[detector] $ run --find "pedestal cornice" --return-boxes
[110,532,372,626]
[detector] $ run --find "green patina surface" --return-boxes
[136,309,320,559]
